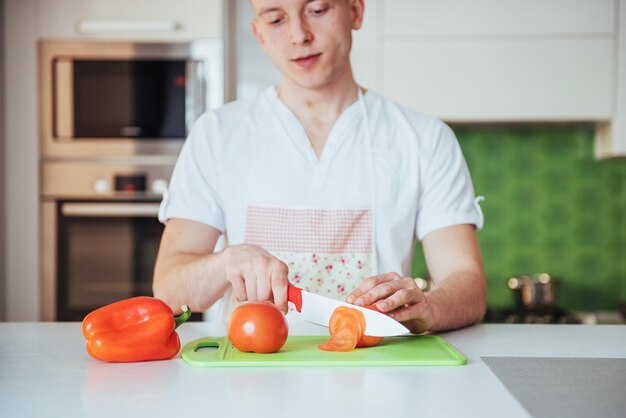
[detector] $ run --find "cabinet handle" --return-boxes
[61,202,160,218]
[76,20,180,34]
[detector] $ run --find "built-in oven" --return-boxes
[40,161,203,321]
[39,40,223,158]
[42,162,159,321]
[39,40,222,320]
[56,200,163,320]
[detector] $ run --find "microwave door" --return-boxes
[53,58,187,140]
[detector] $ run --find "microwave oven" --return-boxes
[39,40,223,159]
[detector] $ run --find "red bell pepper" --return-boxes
[82,296,191,362]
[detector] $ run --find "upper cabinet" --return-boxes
[353,0,625,158]
[596,0,626,158]
[35,0,224,40]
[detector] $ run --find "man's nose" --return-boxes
[290,15,313,45]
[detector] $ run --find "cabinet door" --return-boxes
[383,0,615,36]
[36,0,223,40]
[382,38,613,121]
[596,0,626,157]
[351,0,616,122]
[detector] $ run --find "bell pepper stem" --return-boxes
[174,305,191,329]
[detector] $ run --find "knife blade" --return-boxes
[287,284,410,336]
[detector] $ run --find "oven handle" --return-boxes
[61,202,161,218]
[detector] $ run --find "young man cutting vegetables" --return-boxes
[153,0,487,334]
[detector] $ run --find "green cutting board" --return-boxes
[181,335,467,367]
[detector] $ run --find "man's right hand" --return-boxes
[222,244,289,312]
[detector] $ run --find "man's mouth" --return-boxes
[292,53,322,69]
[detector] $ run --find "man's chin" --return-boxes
[282,73,337,92]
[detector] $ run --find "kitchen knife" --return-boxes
[287,284,410,336]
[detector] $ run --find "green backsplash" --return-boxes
[411,124,626,311]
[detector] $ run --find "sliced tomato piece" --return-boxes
[328,306,363,334]
[319,306,363,352]
[318,327,360,352]
[356,334,384,347]
[319,305,384,351]
[356,305,384,347]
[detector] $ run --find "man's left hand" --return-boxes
[346,272,434,334]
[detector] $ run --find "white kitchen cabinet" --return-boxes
[353,0,618,128]
[382,38,613,122]
[36,0,223,40]
[383,0,614,36]
[595,0,626,158]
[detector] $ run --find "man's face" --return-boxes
[249,0,364,90]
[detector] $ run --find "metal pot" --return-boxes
[508,273,560,310]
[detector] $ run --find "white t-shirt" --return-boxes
[160,86,483,282]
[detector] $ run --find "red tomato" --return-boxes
[356,305,385,348]
[227,302,288,354]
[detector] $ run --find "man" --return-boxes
[153,0,486,334]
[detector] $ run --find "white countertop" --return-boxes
[1,322,625,418]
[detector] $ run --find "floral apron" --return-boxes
[222,89,377,317]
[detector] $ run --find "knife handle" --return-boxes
[287,285,303,313]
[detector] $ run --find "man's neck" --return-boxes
[277,73,360,159]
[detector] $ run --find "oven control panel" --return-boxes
[115,174,147,193]
[41,161,173,199]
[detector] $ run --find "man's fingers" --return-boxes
[347,275,383,301]
[243,270,258,302]
[223,245,290,308]
[345,290,362,304]
[347,272,433,335]
[347,272,399,305]
[388,302,434,334]
[270,262,289,312]
[229,274,247,302]
[254,261,272,302]
[352,274,405,306]
[388,302,427,324]
[376,285,424,313]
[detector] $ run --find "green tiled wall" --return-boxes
[411,124,626,311]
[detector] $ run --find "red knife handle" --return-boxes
[287,285,303,313]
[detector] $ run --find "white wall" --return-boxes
[235,0,280,99]
[0,0,6,321]
[4,0,39,320]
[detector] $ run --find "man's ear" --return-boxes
[251,19,265,46]
[350,0,365,30]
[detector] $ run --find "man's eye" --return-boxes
[264,14,284,25]
[308,8,327,15]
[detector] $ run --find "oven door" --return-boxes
[56,201,163,321]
